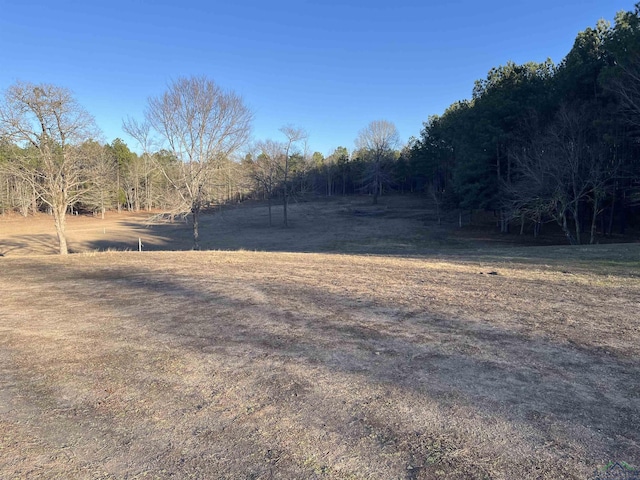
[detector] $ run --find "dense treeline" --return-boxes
[277,4,640,244]
[1,6,640,251]
[408,6,640,244]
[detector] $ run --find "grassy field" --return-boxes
[0,195,589,257]
[1,197,639,479]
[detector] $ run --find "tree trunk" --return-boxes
[561,211,576,245]
[192,204,200,250]
[53,206,69,255]
[283,154,289,227]
[283,181,289,227]
[117,169,122,213]
[590,196,599,245]
[499,209,509,233]
[134,175,140,212]
[146,166,152,212]
[607,190,616,236]
[31,184,38,215]
[372,173,380,205]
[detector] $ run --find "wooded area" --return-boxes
[1,6,640,252]
[409,6,640,244]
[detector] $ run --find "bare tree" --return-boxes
[427,180,445,226]
[81,140,117,219]
[0,82,99,254]
[279,126,307,227]
[249,140,285,226]
[129,76,252,249]
[506,105,617,244]
[121,118,156,212]
[505,139,555,238]
[355,120,400,204]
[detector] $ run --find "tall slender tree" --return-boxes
[279,126,306,227]
[249,140,285,227]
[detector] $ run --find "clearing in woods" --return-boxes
[0,196,639,479]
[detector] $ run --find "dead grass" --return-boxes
[1,197,639,478]
[1,245,639,479]
[0,196,540,257]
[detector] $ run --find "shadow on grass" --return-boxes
[0,234,59,256]
[75,198,493,255]
[82,200,640,276]
[11,258,639,478]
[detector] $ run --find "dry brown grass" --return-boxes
[0,196,553,257]
[1,245,639,479]
[1,197,639,478]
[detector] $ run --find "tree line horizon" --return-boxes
[1,5,640,253]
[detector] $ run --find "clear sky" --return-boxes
[0,0,634,156]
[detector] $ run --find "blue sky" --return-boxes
[0,0,634,156]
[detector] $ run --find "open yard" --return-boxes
[1,197,639,478]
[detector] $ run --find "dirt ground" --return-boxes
[1,197,639,479]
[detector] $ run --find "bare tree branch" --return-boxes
[0,81,100,254]
[129,76,253,249]
[355,120,399,204]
